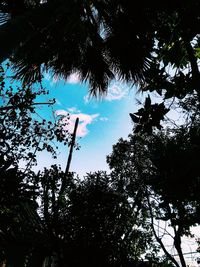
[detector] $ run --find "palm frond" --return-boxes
[0,0,180,96]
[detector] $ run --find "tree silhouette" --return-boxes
[0,65,71,266]
[0,1,200,98]
[107,128,200,267]
[0,161,162,267]
[1,3,200,266]
[0,64,71,171]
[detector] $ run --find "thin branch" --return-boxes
[23,136,42,174]
[153,221,175,239]
[0,101,55,111]
[146,191,180,267]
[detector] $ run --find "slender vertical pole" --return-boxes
[65,117,79,175]
[59,117,79,197]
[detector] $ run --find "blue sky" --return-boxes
[34,72,140,177]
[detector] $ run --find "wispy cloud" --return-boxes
[67,107,81,113]
[105,85,127,101]
[43,72,59,86]
[84,83,128,103]
[67,73,81,84]
[55,110,99,137]
[43,71,81,85]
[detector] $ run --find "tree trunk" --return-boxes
[174,228,187,267]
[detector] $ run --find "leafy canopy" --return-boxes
[0,0,200,98]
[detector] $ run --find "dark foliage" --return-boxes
[107,126,200,267]
[0,65,70,171]
[0,0,200,99]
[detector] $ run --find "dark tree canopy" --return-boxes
[1,2,200,267]
[0,164,160,267]
[107,127,200,267]
[0,0,200,97]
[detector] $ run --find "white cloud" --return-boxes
[55,110,69,117]
[84,83,128,103]
[105,85,127,101]
[43,71,81,86]
[67,107,81,113]
[43,72,59,86]
[55,110,99,137]
[67,73,81,84]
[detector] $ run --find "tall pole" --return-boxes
[65,117,79,175]
[59,117,79,198]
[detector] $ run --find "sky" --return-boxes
[34,72,185,177]
[34,72,140,177]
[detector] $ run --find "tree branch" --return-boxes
[0,101,55,111]
[146,192,180,267]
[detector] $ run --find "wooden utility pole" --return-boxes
[64,117,79,176]
[59,117,79,198]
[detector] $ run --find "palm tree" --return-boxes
[0,0,200,96]
[0,0,114,95]
[0,0,155,95]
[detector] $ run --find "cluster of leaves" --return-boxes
[107,124,200,267]
[110,7,200,261]
[130,96,169,134]
[1,2,200,266]
[0,1,200,140]
[0,64,77,265]
[0,1,199,96]
[0,163,43,266]
[0,163,163,267]
[0,65,71,170]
